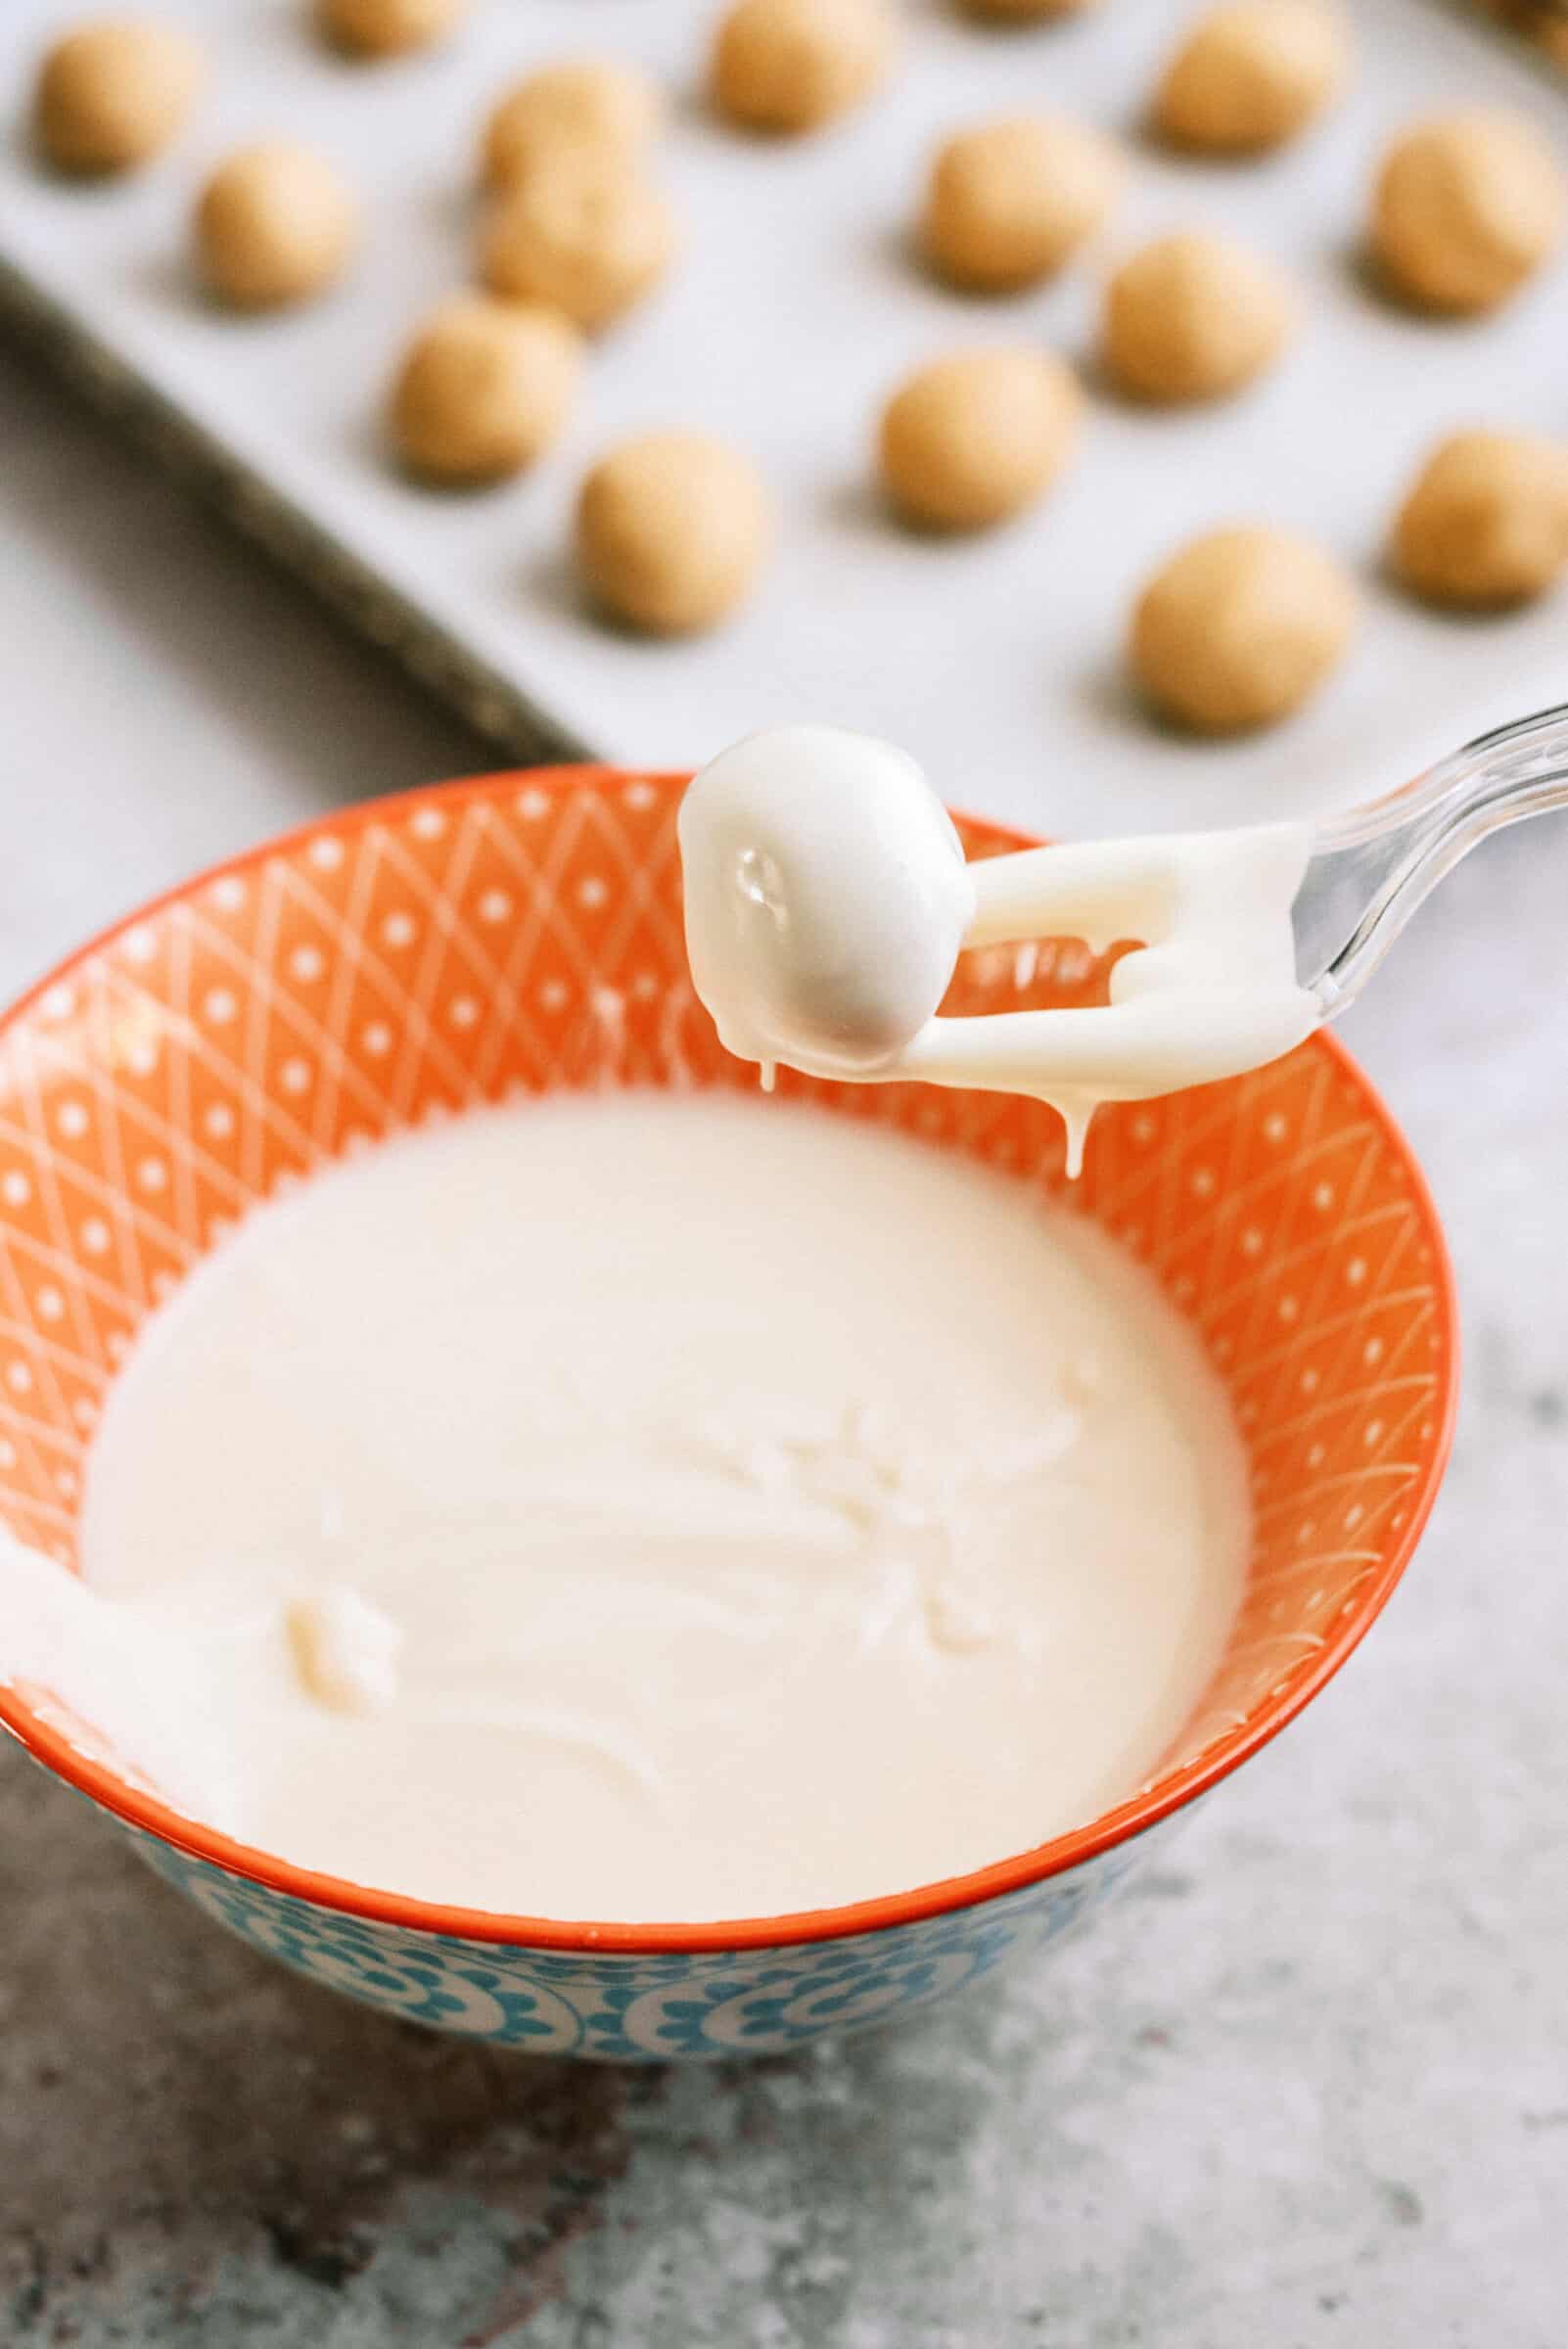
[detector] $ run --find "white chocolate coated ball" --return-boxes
[678,725,974,1081]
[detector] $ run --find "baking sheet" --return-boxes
[1,0,1565,838]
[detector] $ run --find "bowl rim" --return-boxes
[0,764,1460,1956]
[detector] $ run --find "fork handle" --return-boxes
[1306,700,1568,1016]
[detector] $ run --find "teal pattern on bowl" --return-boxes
[135,1825,1162,2059]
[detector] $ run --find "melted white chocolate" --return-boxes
[55,1092,1250,1921]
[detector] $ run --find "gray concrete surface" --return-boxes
[1,338,1565,2348]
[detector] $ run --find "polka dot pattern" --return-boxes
[0,769,1453,2049]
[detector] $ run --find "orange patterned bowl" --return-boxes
[0,768,1456,2059]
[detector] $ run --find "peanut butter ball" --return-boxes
[958,0,1102,20]
[480,147,674,332]
[879,348,1081,531]
[1153,2,1347,155]
[576,434,771,634]
[34,15,203,174]
[711,0,895,135]
[1130,527,1356,733]
[1371,111,1566,314]
[1101,231,1291,403]
[315,0,468,56]
[482,60,664,190]
[923,115,1124,293]
[390,295,581,484]
[196,143,358,310]
[1393,431,1568,609]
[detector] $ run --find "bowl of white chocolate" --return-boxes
[0,754,1455,2059]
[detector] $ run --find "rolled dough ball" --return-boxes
[196,143,358,310]
[1130,527,1356,733]
[922,115,1124,293]
[1101,231,1291,403]
[480,147,673,331]
[1154,2,1346,155]
[482,60,664,190]
[711,0,895,134]
[1371,112,1566,314]
[958,0,1102,20]
[1393,431,1568,608]
[879,347,1081,530]
[34,15,203,174]
[390,295,581,484]
[315,0,468,57]
[576,434,771,634]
